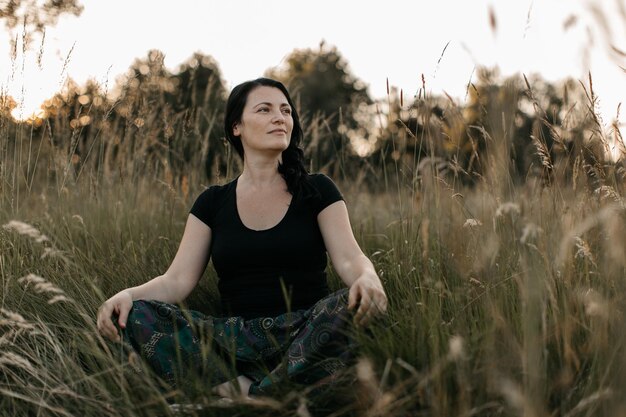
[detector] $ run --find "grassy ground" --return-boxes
[2,92,626,416]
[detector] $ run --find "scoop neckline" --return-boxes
[233,177,293,232]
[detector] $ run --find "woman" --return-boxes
[96,78,387,398]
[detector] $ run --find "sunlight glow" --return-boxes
[7,87,47,121]
[2,32,65,122]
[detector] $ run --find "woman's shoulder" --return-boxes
[303,173,344,213]
[206,178,237,196]
[306,173,342,193]
[189,178,237,226]
[193,179,235,203]
[307,172,330,181]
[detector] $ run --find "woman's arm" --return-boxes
[126,214,212,302]
[318,201,387,326]
[97,214,212,341]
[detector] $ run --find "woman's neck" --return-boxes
[239,155,283,188]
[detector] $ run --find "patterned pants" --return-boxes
[120,289,354,396]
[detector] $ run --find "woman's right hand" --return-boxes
[96,290,133,342]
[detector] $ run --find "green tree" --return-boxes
[367,87,453,188]
[368,67,599,190]
[31,78,110,184]
[171,52,229,180]
[107,50,177,181]
[110,50,229,183]
[266,42,371,177]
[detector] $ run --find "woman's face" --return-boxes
[233,86,293,156]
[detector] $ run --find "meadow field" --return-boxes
[1,72,626,417]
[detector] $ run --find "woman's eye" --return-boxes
[282,108,292,115]
[258,108,269,113]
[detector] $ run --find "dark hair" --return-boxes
[224,77,308,195]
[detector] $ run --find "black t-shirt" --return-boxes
[190,173,344,319]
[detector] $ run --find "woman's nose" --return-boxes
[271,111,285,123]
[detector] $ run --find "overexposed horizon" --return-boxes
[0,0,624,137]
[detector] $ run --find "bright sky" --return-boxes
[1,0,625,136]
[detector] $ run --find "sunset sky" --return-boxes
[0,0,624,138]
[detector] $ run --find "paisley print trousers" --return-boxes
[120,289,354,396]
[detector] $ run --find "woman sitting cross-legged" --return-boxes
[96,77,388,398]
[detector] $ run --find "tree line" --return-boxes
[0,44,623,195]
[1,0,624,195]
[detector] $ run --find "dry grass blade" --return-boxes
[556,205,617,267]
[563,388,613,417]
[433,41,451,79]
[563,14,577,30]
[523,74,566,149]
[0,387,76,417]
[59,41,75,84]
[3,33,626,417]
[578,73,605,132]
[612,114,626,161]
[16,274,74,306]
[0,308,29,325]
[523,2,533,38]
[587,4,614,49]
[0,352,36,372]
[574,237,597,267]
[37,28,45,69]
[488,6,497,34]
[594,185,623,206]
[523,73,532,92]
[530,134,554,170]
[611,44,626,58]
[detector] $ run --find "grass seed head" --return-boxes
[0,352,36,374]
[574,237,596,267]
[463,218,483,228]
[520,223,543,245]
[448,335,465,361]
[495,202,521,218]
[3,220,49,243]
[48,295,71,304]
[579,289,609,320]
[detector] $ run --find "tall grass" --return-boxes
[1,64,626,416]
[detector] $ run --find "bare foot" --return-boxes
[212,375,253,399]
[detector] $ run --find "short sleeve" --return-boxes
[310,174,344,214]
[189,187,216,228]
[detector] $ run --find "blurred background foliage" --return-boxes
[0,0,624,201]
[1,41,623,199]
[0,0,82,32]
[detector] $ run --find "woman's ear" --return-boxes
[232,123,240,137]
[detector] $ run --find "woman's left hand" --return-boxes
[348,275,388,327]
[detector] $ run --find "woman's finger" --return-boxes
[354,293,371,323]
[356,295,388,327]
[97,303,121,342]
[117,304,130,329]
[102,319,117,341]
[348,285,360,310]
[358,306,376,326]
[96,308,107,334]
[372,295,387,313]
